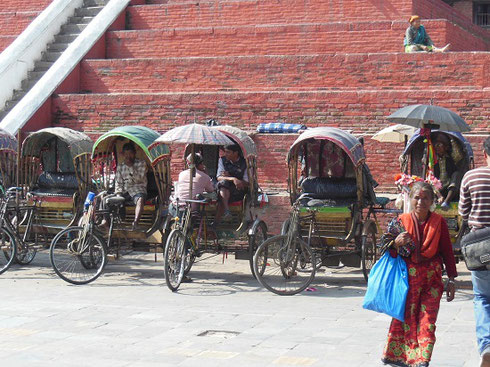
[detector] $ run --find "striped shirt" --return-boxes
[459,166,490,229]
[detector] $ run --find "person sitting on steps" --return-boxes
[404,15,450,53]
[215,144,249,223]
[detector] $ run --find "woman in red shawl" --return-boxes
[382,182,457,367]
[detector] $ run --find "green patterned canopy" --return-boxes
[93,126,169,161]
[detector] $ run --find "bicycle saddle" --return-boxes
[105,195,125,207]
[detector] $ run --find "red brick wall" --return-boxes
[80,52,490,93]
[3,0,52,12]
[128,0,414,29]
[0,35,16,52]
[413,0,489,41]
[0,12,40,35]
[452,0,474,21]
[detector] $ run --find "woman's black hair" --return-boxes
[483,136,490,155]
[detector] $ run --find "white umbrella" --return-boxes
[372,124,417,143]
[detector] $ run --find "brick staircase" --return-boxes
[1,0,490,232]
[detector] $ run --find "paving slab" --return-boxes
[0,251,480,366]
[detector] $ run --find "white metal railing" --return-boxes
[0,0,84,111]
[0,0,130,135]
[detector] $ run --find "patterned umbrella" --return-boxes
[154,123,233,146]
[154,124,233,199]
[387,104,470,132]
[372,124,417,143]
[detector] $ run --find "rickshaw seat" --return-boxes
[105,195,126,207]
[38,172,78,190]
[301,177,357,200]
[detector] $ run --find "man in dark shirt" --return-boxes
[459,136,490,366]
[215,144,248,222]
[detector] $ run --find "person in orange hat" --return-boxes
[404,15,450,53]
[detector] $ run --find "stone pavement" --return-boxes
[0,251,480,367]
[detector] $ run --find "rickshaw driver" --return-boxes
[433,133,462,211]
[170,153,214,214]
[215,144,249,223]
[114,142,148,230]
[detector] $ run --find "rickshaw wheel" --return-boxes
[280,218,290,236]
[164,229,186,292]
[0,226,17,275]
[361,226,377,282]
[50,226,107,285]
[15,243,37,265]
[248,221,267,277]
[253,234,316,296]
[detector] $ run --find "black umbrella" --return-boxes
[387,104,470,132]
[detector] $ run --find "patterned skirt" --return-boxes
[382,257,444,367]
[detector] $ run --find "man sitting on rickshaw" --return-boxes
[215,144,249,222]
[114,142,148,230]
[433,133,462,210]
[171,153,215,215]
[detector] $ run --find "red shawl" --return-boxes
[400,212,442,263]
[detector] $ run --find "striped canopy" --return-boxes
[22,127,92,158]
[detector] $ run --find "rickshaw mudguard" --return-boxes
[248,217,268,237]
[361,219,378,236]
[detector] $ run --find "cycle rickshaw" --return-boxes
[399,129,474,253]
[49,126,171,284]
[20,127,93,233]
[156,124,268,291]
[253,127,384,295]
[0,128,17,274]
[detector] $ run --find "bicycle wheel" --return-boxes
[0,226,16,275]
[361,226,378,282]
[50,226,107,285]
[248,221,267,277]
[164,229,187,292]
[15,242,37,265]
[253,234,316,295]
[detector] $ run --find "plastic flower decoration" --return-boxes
[394,171,442,193]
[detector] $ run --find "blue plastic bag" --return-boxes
[362,251,409,322]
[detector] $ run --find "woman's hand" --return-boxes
[446,279,456,302]
[394,232,411,249]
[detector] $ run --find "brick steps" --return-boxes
[128,0,414,29]
[106,20,488,59]
[52,89,490,135]
[80,52,490,93]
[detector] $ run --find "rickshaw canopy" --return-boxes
[214,125,257,158]
[287,127,365,167]
[402,129,474,160]
[0,128,17,152]
[22,127,92,158]
[93,126,169,161]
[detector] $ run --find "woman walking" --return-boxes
[382,182,457,367]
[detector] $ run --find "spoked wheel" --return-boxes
[248,221,267,277]
[253,234,316,295]
[15,243,37,265]
[163,229,187,292]
[183,242,196,276]
[50,226,107,285]
[361,226,378,282]
[0,227,17,275]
